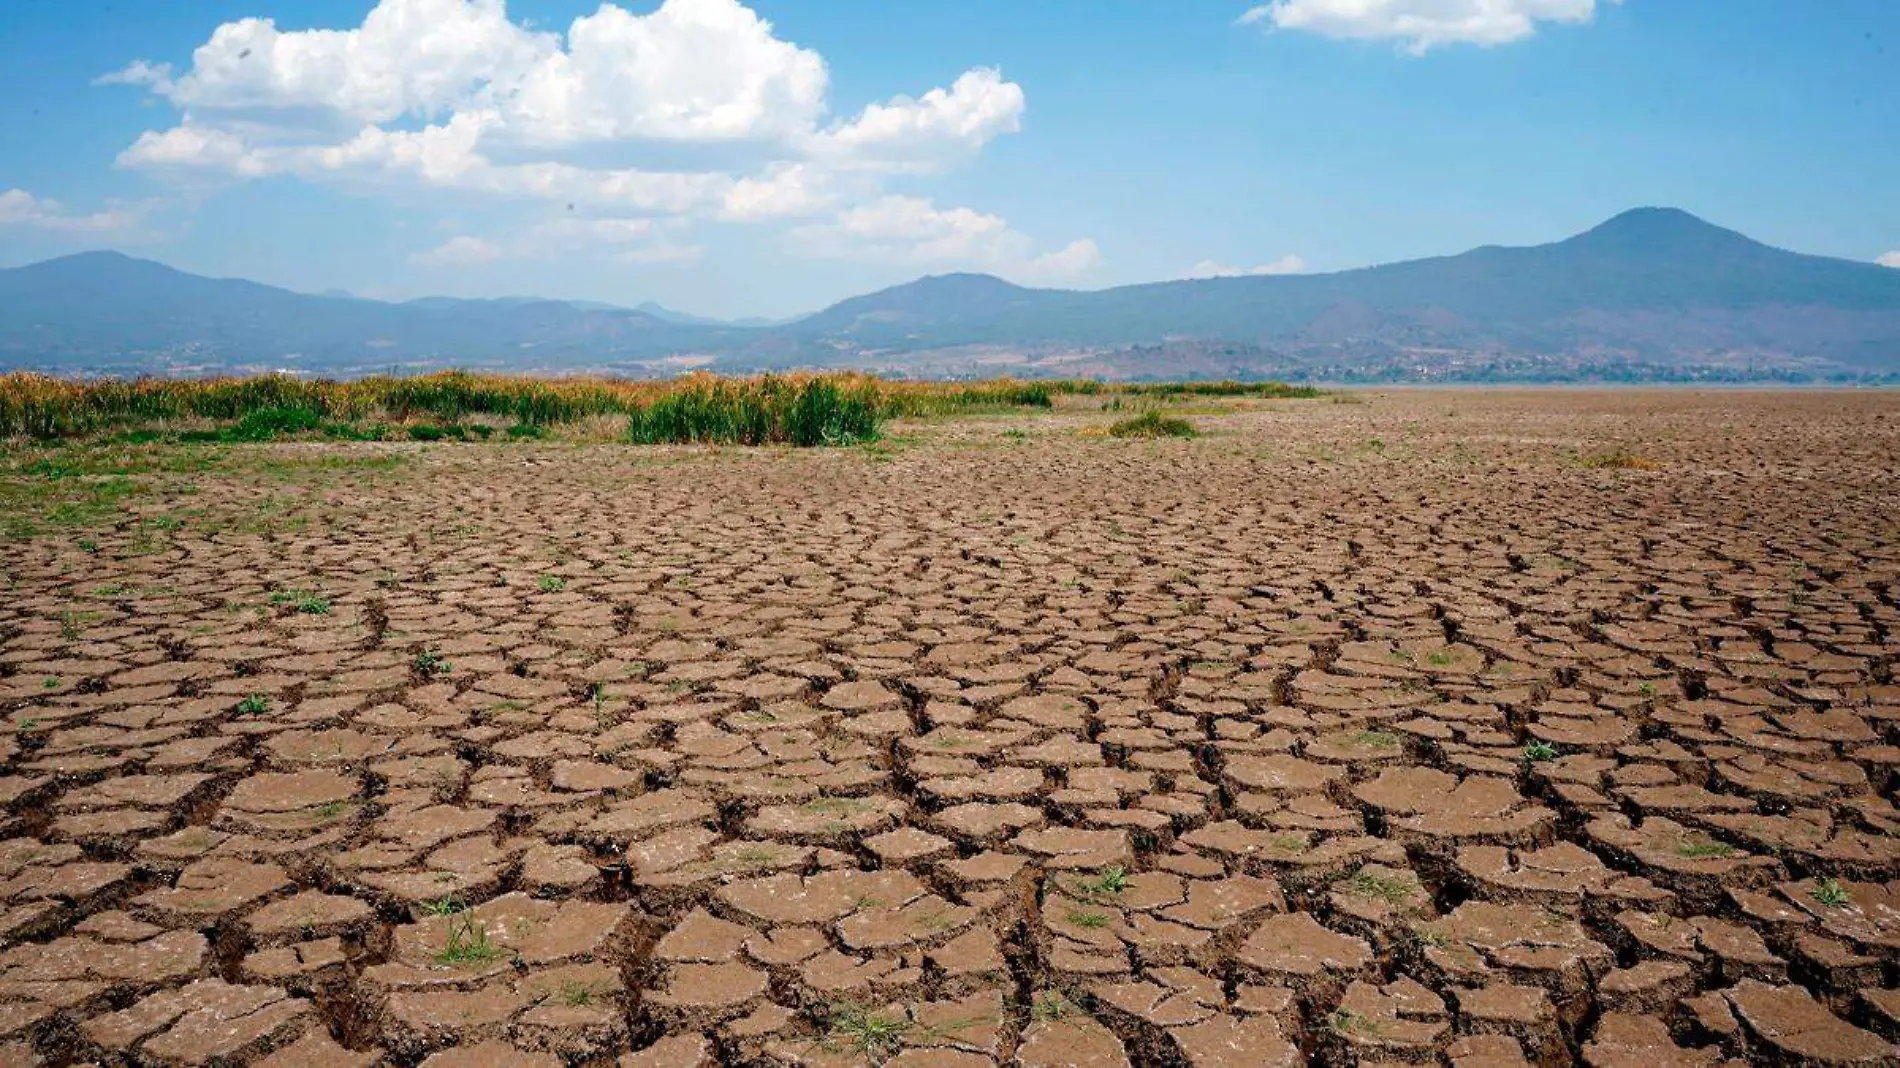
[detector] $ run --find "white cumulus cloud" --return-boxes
[1188,254,1306,278]
[139,0,553,125]
[812,67,1026,170]
[99,0,1082,273]
[1241,0,1609,54]
[1878,251,1900,269]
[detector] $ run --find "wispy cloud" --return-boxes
[1240,0,1611,54]
[0,188,151,234]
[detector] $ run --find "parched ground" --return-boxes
[2,389,1898,1067]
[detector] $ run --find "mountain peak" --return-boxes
[1567,207,1759,254]
[29,249,151,273]
[900,272,1023,292]
[1596,206,1707,229]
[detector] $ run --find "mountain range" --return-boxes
[3,208,1897,382]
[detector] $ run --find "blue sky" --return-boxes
[1,0,1896,318]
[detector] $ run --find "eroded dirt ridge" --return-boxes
[1,390,1898,1066]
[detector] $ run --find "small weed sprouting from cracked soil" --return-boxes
[819,1002,910,1061]
[435,913,504,967]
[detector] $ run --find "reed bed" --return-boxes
[0,370,1312,445]
[625,377,879,446]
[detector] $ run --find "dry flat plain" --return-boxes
[2,389,1899,1067]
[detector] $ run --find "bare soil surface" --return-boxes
[3,389,1899,1066]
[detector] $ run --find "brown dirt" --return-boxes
[3,388,1899,1065]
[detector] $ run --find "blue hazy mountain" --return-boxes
[780,209,1900,374]
[4,209,1897,379]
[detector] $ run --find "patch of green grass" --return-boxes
[1107,410,1196,439]
[821,1002,910,1060]
[422,895,465,916]
[1328,1008,1384,1037]
[557,978,604,1007]
[1,474,143,540]
[1812,878,1851,907]
[435,912,505,966]
[1030,990,1085,1024]
[536,575,567,593]
[6,442,221,479]
[1349,730,1402,750]
[1266,832,1309,854]
[268,589,331,614]
[1523,741,1559,763]
[724,846,779,870]
[1672,836,1738,859]
[802,796,871,816]
[42,675,61,689]
[234,694,271,715]
[1065,909,1109,929]
[1340,869,1416,904]
[412,649,452,678]
[1071,865,1131,901]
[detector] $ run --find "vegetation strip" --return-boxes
[0,370,1314,443]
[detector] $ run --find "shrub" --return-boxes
[225,406,325,441]
[1108,411,1197,439]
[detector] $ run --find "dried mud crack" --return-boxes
[3,389,1899,1066]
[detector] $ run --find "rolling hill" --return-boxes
[3,208,1897,381]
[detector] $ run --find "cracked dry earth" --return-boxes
[2,389,1899,1068]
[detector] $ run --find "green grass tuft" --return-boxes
[435,912,505,966]
[1108,411,1196,439]
[822,1002,910,1060]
